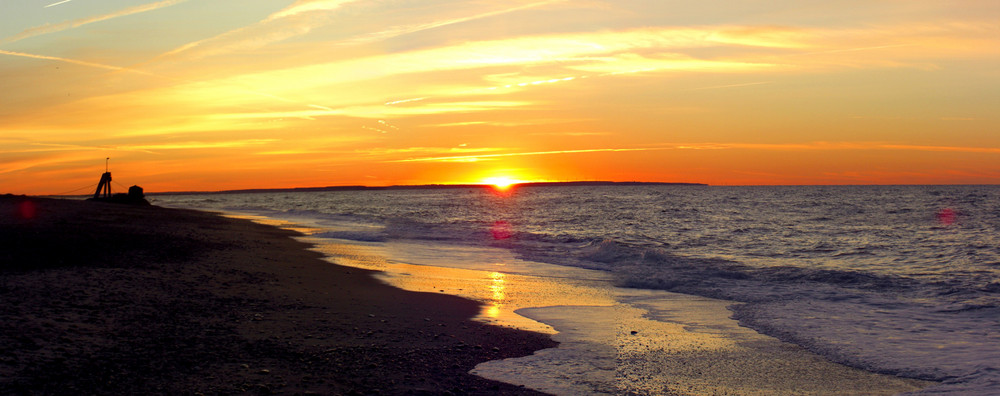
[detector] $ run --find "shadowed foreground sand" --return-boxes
[0,196,555,394]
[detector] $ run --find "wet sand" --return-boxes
[310,237,935,395]
[0,195,555,394]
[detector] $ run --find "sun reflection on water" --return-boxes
[487,271,506,318]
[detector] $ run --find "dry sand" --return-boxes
[0,195,555,395]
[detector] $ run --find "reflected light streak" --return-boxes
[486,271,507,318]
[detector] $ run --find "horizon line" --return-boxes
[23,180,1000,197]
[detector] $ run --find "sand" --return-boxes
[0,195,555,395]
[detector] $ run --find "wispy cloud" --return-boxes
[123,139,279,152]
[688,81,774,91]
[678,142,1000,154]
[361,146,503,156]
[211,101,534,120]
[876,144,1000,154]
[2,139,278,156]
[154,0,363,62]
[391,147,671,163]
[44,0,74,8]
[2,0,190,45]
[0,49,160,76]
[338,0,564,46]
[124,20,999,126]
[196,26,789,98]
[431,119,589,128]
[0,152,99,175]
[390,141,1000,164]
[267,0,360,20]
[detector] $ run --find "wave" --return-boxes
[565,239,1000,392]
[311,230,387,243]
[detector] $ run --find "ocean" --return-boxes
[154,185,1000,394]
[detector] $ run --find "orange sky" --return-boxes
[2,0,999,194]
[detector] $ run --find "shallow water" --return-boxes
[155,185,1000,394]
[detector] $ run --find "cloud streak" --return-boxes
[2,0,190,45]
[391,147,672,163]
[680,142,1000,154]
[154,0,363,62]
[338,0,565,46]
[391,142,1000,164]
[44,0,73,8]
[211,101,534,120]
[0,49,159,76]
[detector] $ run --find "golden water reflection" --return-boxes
[226,213,323,235]
[487,271,506,318]
[302,239,615,334]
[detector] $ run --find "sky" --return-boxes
[1,0,999,194]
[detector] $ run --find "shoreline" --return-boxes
[306,236,934,395]
[0,196,555,394]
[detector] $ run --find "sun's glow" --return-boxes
[481,176,525,189]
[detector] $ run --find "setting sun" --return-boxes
[481,176,525,190]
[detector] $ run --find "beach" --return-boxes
[303,237,933,395]
[0,195,554,394]
[149,186,979,395]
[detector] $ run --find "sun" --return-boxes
[481,176,524,190]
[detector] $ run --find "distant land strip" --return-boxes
[148,181,707,196]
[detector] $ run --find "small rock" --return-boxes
[258,369,270,374]
[630,330,638,335]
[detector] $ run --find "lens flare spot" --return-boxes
[490,220,512,240]
[936,208,956,225]
[18,200,37,220]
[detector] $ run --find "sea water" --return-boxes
[154,185,1000,394]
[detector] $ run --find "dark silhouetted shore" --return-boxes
[0,195,554,394]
